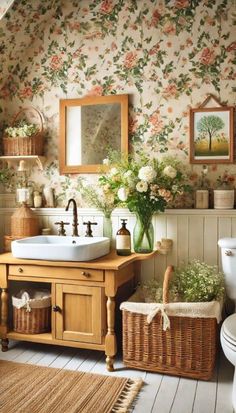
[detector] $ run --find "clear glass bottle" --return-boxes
[116,219,131,256]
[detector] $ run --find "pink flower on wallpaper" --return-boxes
[163,83,178,98]
[149,43,160,55]
[200,47,215,65]
[149,112,164,134]
[129,117,138,133]
[100,0,113,14]
[124,51,137,69]
[50,55,63,70]
[189,173,198,182]
[0,85,10,98]
[87,85,103,96]
[163,22,176,35]
[19,86,33,99]
[68,22,81,32]
[150,9,161,27]
[178,16,187,26]
[227,41,236,52]
[6,23,21,33]
[111,42,117,51]
[84,31,103,40]
[175,0,189,9]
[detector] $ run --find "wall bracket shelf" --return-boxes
[0,155,45,171]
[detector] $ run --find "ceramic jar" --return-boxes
[43,186,55,207]
[33,191,43,208]
[214,189,235,209]
[195,189,209,209]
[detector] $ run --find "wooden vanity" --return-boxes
[0,251,156,370]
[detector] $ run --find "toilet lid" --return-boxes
[222,314,236,344]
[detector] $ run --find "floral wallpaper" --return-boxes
[0,0,235,207]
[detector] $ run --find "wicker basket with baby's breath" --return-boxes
[121,264,224,380]
[3,106,44,156]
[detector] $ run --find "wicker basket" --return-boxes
[121,266,219,380]
[11,203,39,237]
[12,289,51,334]
[3,106,44,156]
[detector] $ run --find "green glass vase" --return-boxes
[103,216,113,240]
[133,213,154,253]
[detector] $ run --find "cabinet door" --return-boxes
[55,284,104,344]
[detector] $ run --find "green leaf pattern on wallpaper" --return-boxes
[0,0,235,206]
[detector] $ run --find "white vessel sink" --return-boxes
[11,236,110,262]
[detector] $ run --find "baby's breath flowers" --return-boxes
[141,259,225,303]
[5,120,39,138]
[174,260,225,302]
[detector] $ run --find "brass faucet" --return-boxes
[65,198,79,236]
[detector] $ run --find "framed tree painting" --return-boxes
[189,104,234,164]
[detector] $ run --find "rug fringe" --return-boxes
[111,378,143,413]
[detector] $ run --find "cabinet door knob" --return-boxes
[52,305,61,312]
[18,267,23,273]
[81,271,90,278]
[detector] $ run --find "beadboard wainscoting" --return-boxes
[0,194,236,282]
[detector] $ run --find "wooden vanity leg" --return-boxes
[105,296,117,371]
[1,288,9,352]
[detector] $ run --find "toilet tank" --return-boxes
[218,238,236,300]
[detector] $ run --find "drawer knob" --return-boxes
[52,305,61,312]
[81,271,90,278]
[18,267,23,273]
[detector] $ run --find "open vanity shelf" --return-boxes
[0,250,156,371]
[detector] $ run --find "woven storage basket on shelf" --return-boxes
[12,290,51,334]
[3,106,44,156]
[121,266,220,380]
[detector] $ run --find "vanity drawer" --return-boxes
[8,265,104,282]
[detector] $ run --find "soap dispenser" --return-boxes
[116,219,131,256]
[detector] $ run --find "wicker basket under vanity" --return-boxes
[12,289,51,334]
[121,266,220,380]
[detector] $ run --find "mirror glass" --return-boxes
[59,94,128,174]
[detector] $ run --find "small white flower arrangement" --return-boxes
[5,120,39,139]
[142,260,225,303]
[174,260,225,302]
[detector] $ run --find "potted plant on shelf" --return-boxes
[214,171,235,209]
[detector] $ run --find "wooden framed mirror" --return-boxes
[59,94,128,174]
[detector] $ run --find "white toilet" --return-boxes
[218,237,236,410]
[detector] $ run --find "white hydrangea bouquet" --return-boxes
[99,151,190,253]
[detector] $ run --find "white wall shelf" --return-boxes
[0,155,45,170]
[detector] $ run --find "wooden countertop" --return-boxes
[0,250,157,271]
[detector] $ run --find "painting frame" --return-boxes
[189,106,234,164]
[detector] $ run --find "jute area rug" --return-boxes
[0,360,142,413]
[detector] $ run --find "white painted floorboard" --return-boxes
[0,341,234,413]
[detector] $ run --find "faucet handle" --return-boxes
[83,221,98,237]
[55,221,69,236]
